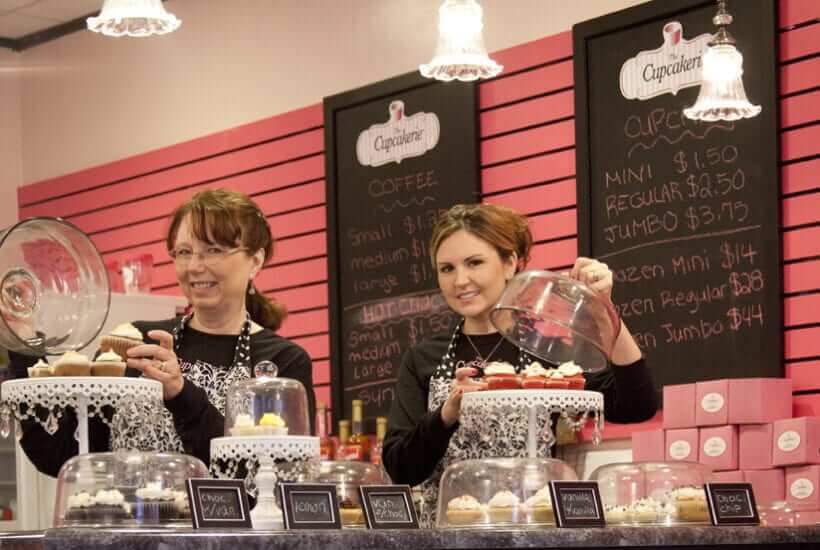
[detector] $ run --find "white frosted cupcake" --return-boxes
[52,351,91,376]
[100,323,143,358]
[91,350,126,377]
[525,486,554,524]
[27,358,53,378]
[487,490,521,524]
[445,495,486,525]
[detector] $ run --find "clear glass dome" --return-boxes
[436,457,577,528]
[588,461,713,525]
[224,362,310,436]
[0,217,110,356]
[491,270,620,372]
[314,460,390,528]
[54,451,208,527]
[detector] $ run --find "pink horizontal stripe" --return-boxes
[482,149,575,194]
[479,61,573,110]
[481,119,574,166]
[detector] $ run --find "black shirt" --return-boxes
[10,317,315,477]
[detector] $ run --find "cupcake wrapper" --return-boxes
[135,500,179,524]
[100,336,142,359]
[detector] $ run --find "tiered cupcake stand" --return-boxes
[460,389,605,457]
[210,435,320,498]
[0,377,164,454]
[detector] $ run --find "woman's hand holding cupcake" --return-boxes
[126,330,184,401]
[441,367,486,427]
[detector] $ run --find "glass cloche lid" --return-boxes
[224,361,310,437]
[436,457,577,528]
[588,461,714,525]
[315,460,390,528]
[54,451,208,527]
[490,270,620,372]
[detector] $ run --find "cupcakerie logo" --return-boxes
[356,101,440,167]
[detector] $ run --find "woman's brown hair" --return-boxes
[166,188,287,331]
[429,203,532,272]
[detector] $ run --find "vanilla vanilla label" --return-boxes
[620,21,712,100]
[356,100,440,166]
[703,436,727,457]
[701,393,725,413]
[791,478,815,499]
[669,440,692,460]
[778,431,801,452]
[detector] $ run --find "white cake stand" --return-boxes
[0,377,164,454]
[460,389,605,457]
[210,435,320,498]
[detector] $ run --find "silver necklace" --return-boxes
[463,332,506,367]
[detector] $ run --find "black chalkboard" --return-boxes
[186,478,252,529]
[360,485,419,529]
[574,0,781,389]
[325,72,479,427]
[705,483,760,525]
[549,481,606,528]
[279,483,341,530]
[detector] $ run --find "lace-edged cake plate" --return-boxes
[0,376,164,454]
[210,435,321,498]
[461,389,603,411]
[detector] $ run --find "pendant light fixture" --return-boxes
[683,0,760,121]
[419,0,502,82]
[87,0,181,37]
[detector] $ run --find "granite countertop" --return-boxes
[2,526,820,550]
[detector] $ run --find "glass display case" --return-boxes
[223,362,310,437]
[53,451,208,527]
[314,460,389,528]
[588,461,713,525]
[436,457,578,528]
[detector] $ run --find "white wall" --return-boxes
[13,0,650,187]
[0,48,22,224]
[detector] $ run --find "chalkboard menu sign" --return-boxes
[573,0,781,389]
[279,483,341,530]
[325,72,479,426]
[549,481,606,527]
[705,483,760,525]
[186,479,252,529]
[360,485,419,529]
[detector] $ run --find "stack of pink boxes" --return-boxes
[632,378,820,524]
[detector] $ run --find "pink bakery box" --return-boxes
[663,383,696,429]
[773,417,820,467]
[743,468,785,504]
[699,425,738,471]
[794,509,820,526]
[665,428,698,462]
[728,378,792,424]
[632,429,665,462]
[739,424,774,470]
[696,379,729,426]
[711,470,744,483]
[786,465,820,510]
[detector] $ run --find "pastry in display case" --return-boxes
[436,457,578,528]
[588,461,714,525]
[54,451,208,527]
[314,460,390,528]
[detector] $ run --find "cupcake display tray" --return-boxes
[0,376,163,454]
[460,389,605,456]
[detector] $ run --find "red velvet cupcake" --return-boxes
[521,361,550,389]
[483,361,520,390]
[557,361,586,390]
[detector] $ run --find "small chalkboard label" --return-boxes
[549,481,606,528]
[359,485,419,529]
[705,483,760,526]
[279,483,341,529]
[186,478,252,529]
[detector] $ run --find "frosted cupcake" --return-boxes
[521,361,550,389]
[483,361,520,390]
[91,351,127,377]
[27,358,53,378]
[445,494,486,525]
[257,412,288,435]
[100,323,143,358]
[524,486,554,524]
[230,413,256,436]
[672,487,709,522]
[487,490,521,524]
[52,351,91,376]
[557,361,585,390]
[135,482,179,523]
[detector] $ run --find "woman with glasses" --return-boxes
[10,188,315,476]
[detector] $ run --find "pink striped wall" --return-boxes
[17,0,820,435]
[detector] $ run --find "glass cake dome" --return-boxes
[54,451,208,527]
[224,361,310,437]
[490,270,620,372]
[436,457,577,528]
[588,461,714,525]
[314,460,390,528]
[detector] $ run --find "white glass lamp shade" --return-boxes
[87,0,181,37]
[419,0,502,82]
[683,44,761,121]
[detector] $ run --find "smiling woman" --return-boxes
[9,188,316,477]
[382,203,659,527]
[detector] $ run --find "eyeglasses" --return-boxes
[169,246,249,267]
